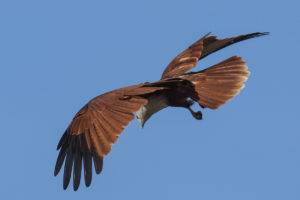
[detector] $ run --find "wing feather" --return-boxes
[93,114,121,143]
[63,140,74,190]
[161,33,210,79]
[93,154,103,174]
[54,141,68,176]
[73,138,82,191]
[83,151,92,187]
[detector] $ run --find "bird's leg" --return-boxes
[187,107,202,120]
[171,98,203,120]
[182,99,202,120]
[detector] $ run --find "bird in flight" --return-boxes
[54,32,268,190]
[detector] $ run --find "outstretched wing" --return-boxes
[161,33,210,79]
[161,32,268,80]
[54,84,165,191]
[200,32,269,60]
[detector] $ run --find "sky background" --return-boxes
[1,0,300,199]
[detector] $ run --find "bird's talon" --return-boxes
[193,111,202,120]
[188,107,202,120]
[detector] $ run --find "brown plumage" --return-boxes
[54,32,268,190]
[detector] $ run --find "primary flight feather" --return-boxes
[54,32,268,190]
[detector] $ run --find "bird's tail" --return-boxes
[182,56,250,109]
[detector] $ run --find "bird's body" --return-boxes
[54,32,268,190]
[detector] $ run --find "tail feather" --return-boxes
[183,56,250,109]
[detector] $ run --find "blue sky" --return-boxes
[1,0,300,199]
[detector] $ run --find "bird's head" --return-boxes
[136,106,149,128]
[135,94,169,128]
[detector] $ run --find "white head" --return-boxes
[135,93,169,128]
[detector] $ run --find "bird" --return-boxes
[54,32,268,191]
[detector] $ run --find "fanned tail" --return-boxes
[183,56,250,109]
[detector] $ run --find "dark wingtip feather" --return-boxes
[79,133,93,187]
[73,138,82,191]
[244,32,269,38]
[54,145,68,176]
[93,155,103,174]
[63,140,74,190]
[57,131,67,150]
[230,32,269,45]
[199,31,269,61]
[84,153,92,187]
[259,32,270,35]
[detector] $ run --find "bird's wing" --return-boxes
[161,33,210,79]
[199,32,269,60]
[54,84,165,191]
[161,32,268,80]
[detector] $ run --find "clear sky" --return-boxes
[1,0,300,199]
